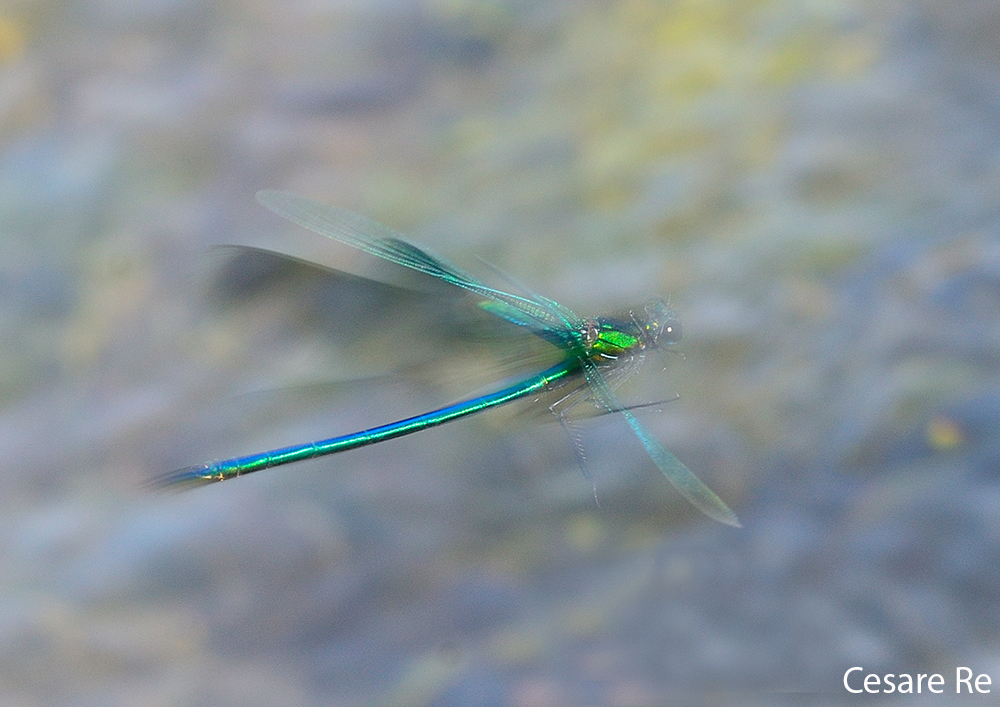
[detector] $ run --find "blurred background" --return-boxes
[2,0,1000,704]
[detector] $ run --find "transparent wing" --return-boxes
[580,358,740,527]
[256,190,584,338]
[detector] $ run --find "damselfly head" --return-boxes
[642,298,682,347]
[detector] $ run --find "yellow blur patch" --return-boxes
[565,514,604,553]
[0,16,25,62]
[926,415,964,451]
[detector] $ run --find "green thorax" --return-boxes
[582,297,682,362]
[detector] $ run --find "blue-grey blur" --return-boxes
[2,0,999,705]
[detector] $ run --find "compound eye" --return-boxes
[660,317,682,345]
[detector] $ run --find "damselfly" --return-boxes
[158,191,739,527]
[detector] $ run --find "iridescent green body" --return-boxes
[159,191,739,527]
[173,360,575,484]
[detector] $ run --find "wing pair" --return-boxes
[255,191,739,527]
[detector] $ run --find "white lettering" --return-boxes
[928,673,944,693]
[844,669,948,694]
[844,667,863,693]
[957,667,972,693]
[864,673,881,693]
[976,673,991,693]
[883,673,895,693]
[957,668,992,693]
